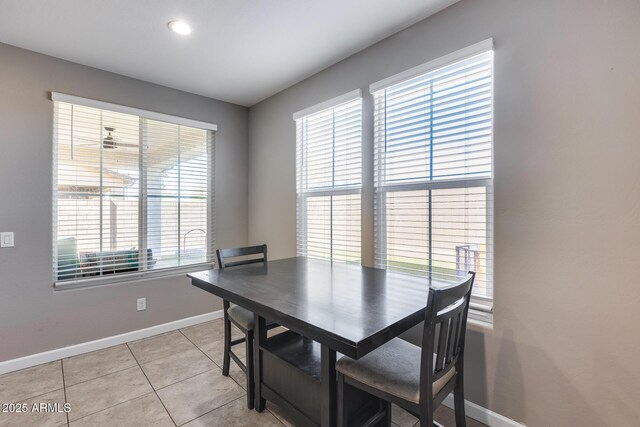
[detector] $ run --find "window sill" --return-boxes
[54,262,215,291]
[468,307,494,329]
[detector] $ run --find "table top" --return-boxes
[188,257,447,359]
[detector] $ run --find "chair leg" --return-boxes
[420,411,434,427]
[245,329,255,410]
[382,400,392,427]
[419,399,434,427]
[337,372,347,427]
[222,306,231,377]
[254,316,267,412]
[453,373,467,427]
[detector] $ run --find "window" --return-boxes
[295,90,362,263]
[52,93,216,287]
[372,41,494,309]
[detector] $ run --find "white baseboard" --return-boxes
[443,394,525,427]
[0,310,223,376]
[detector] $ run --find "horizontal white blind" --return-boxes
[53,101,215,286]
[296,97,362,263]
[374,50,493,304]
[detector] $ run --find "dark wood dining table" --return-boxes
[188,257,442,427]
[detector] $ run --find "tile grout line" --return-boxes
[5,366,68,426]
[129,330,203,366]
[177,327,249,393]
[65,391,157,425]
[63,344,155,424]
[176,394,246,426]
[2,320,259,427]
[178,326,289,426]
[176,327,243,378]
[180,323,289,426]
[60,360,70,426]
[0,322,223,427]
[179,327,288,427]
[62,361,139,390]
[0,363,67,405]
[128,327,227,392]
[152,324,233,392]
[176,394,287,427]
[179,323,245,366]
[60,341,160,389]
[177,328,221,368]
[62,328,219,392]
[125,342,178,427]
[162,370,248,427]
[229,371,248,391]
[265,405,290,427]
[153,367,219,392]
[10,387,64,409]
[0,322,217,382]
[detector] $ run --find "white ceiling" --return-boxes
[0,0,459,106]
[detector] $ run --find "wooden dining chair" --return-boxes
[216,244,279,409]
[335,272,475,427]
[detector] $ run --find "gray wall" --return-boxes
[248,0,640,425]
[0,42,247,361]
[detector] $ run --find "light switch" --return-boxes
[1,232,14,248]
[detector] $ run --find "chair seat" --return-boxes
[227,305,256,330]
[227,304,276,330]
[335,338,456,404]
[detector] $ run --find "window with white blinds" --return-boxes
[295,91,362,263]
[52,94,216,287]
[372,41,494,307]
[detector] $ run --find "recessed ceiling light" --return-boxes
[168,20,191,35]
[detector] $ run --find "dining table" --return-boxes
[188,256,445,427]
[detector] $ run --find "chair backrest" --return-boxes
[419,272,475,402]
[216,244,268,269]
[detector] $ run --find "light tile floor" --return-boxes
[0,319,486,427]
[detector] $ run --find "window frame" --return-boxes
[374,179,494,312]
[294,89,363,264]
[370,40,494,313]
[51,92,217,289]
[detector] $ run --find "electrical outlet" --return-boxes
[137,298,146,311]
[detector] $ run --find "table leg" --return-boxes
[253,314,267,412]
[321,344,337,427]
